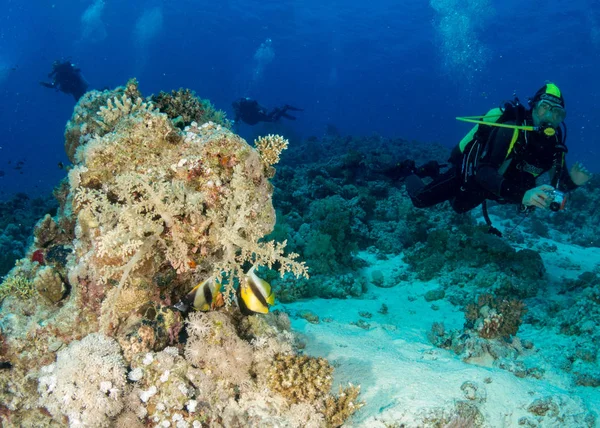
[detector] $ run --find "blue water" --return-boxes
[1,0,599,197]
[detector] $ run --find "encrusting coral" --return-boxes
[0,80,361,427]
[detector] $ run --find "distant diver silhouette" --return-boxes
[40,59,89,101]
[232,97,302,126]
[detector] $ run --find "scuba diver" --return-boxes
[232,97,302,126]
[386,83,592,234]
[40,59,89,101]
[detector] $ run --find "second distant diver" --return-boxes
[232,97,303,126]
[40,60,89,101]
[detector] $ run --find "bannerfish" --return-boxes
[175,277,222,312]
[237,265,275,315]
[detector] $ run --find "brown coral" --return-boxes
[33,266,66,304]
[323,384,364,428]
[465,294,527,339]
[34,214,60,248]
[151,88,230,129]
[254,134,289,166]
[267,354,334,403]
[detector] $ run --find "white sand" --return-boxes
[280,240,600,427]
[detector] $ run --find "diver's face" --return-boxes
[532,100,566,128]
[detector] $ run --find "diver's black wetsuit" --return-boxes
[40,61,89,101]
[232,98,302,125]
[405,113,578,213]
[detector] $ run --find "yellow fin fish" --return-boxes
[177,278,222,312]
[237,265,275,315]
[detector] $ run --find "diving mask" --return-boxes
[537,100,566,127]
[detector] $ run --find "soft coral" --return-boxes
[31,249,45,265]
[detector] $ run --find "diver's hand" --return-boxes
[522,185,554,209]
[570,162,592,186]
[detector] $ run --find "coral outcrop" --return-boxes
[65,80,307,337]
[0,81,361,427]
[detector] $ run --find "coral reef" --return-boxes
[0,81,361,427]
[263,136,455,301]
[64,79,142,162]
[427,292,536,383]
[427,321,542,381]
[485,175,600,248]
[519,395,597,427]
[404,224,545,284]
[113,310,359,427]
[521,266,600,389]
[533,175,600,247]
[65,80,307,336]
[272,135,449,274]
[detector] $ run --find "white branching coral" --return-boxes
[74,171,190,273]
[68,84,307,333]
[254,134,289,166]
[211,163,308,301]
[38,333,128,427]
[97,94,157,129]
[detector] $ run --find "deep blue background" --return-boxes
[1,0,599,197]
